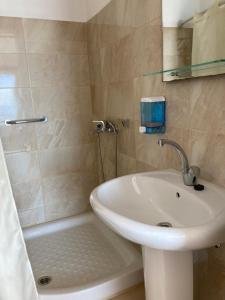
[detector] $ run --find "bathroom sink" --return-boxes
[90,170,225,251]
[90,170,225,300]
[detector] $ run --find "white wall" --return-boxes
[0,0,112,22]
[162,0,216,27]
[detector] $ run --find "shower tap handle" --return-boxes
[92,120,106,132]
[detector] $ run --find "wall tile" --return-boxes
[32,85,92,119]
[0,124,37,153]
[36,116,94,150]
[12,179,43,210]
[23,19,86,42]
[132,24,162,76]
[0,17,25,53]
[28,53,90,87]
[26,39,87,55]
[91,85,108,118]
[87,1,225,299]
[0,54,29,88]
[0,88,37,152]
[18,206,45,227]
[5,151,41,184]
[43,172,97,222]
[0,88,34,119]
[39,144,96,178]
[0,17,95,228]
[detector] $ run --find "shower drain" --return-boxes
[38,276,52,286]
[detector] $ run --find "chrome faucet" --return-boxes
[92,120,118,134]
[158,139,200,186]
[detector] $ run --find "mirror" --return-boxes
[162,0,225,81]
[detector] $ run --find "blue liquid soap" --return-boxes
[139,97,166,134]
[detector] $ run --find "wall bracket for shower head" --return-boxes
[92,120,118,134]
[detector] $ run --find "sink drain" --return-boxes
[157,222,173,228]
[38,276,52,286]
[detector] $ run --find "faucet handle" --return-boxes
[183,166,200,186]
[190,166,200,178]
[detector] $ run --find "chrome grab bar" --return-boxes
[5,116,48,126]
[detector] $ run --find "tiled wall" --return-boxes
[0,17,97,227]
[87,0,225,298]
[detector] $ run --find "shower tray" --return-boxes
[23,212,143,300]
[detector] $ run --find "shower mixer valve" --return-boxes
[92,120,118,134]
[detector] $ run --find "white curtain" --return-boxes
[0,140,39,300]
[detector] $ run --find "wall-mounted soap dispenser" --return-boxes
[139,97,166,134]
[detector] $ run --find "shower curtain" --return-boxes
[0,140,39,300]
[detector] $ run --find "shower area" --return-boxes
[0,15,142,300]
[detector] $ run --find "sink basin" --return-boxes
[90,170,225,300]
[90,170,225,251]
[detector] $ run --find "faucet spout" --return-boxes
[158,139,189,173]
[158,138,200,186]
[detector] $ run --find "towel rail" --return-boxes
[5,116,48,126]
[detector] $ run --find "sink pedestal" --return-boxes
[142,247,193,300]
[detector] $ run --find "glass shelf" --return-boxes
[143,59,225,77]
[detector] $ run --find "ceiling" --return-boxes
[0,0,112,22]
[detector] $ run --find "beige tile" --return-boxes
[28,53,90,87]
[95,133,117,181]
[91,85,108,119]
[12,179,43,210]
[0,54,29,88]
[118,122,136,157]
[0,88,37,152]
[110,34,136,83]
[94,0,160,29]
[0,124,37,153]
[39,144,96,178]
[106,81,135,119]
[43,172,97,204]
[186,129,210,168]
[87,22,133,53]
[0,17,25,53]
[23,19,86,42]
[43,172,97,222]
[88,49,103,85]
[117,152,136,177]
[5,151,40,184]
[0,16,95,229]
[26,39,87,55]
[136,160,156,173]
[0,88,34,120]
[132,24,162,77]
[188,77,225,132]
[18,206,45,227]
[24,19,87,54]
[32,85,92,119]
[87,2,225,300]
[104,80,136,157]
[36,116,94,150]
[200,133,225,187]
[164,80,192,129]
[44,197,87,222]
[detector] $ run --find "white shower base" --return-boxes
[23,212,143,300]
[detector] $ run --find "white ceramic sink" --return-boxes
[90,170,225,300]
